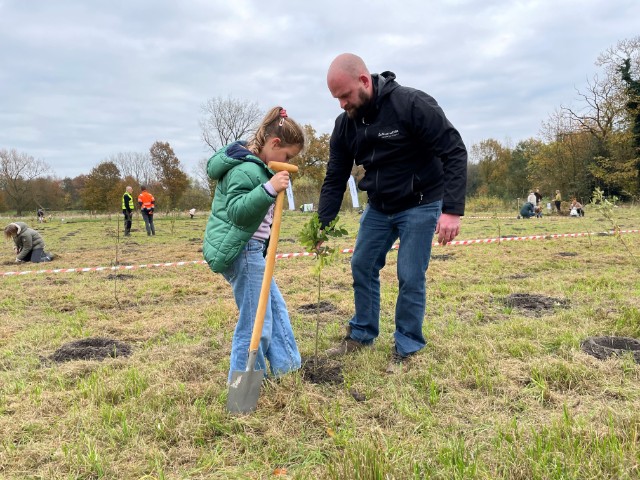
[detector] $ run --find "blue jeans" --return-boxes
[349,201,441,357]
[141,210,155,235]
[222,239,301,382]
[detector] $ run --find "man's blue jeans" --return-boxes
[349,201,441,357]
[222,239,301,382]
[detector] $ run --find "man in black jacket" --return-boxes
[319,53,467,373]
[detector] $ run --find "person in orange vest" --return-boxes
[137,186,156,236]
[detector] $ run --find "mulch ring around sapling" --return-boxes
[297,300,337,314]
[105,273,135,281]
[50,337,133,363]
[504,293,569,315]
[300,357,344,385]
[507,273,530,280]
[431,253,455,261]
[581,336,640,363]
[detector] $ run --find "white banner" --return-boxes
[286,183,295,211]
[347,175,359,208]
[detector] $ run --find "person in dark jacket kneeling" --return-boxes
[4,222,53,263]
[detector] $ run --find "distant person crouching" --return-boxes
[518,202,535,219]
[4,222,53,263]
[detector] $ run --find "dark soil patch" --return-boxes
[50,279,70,285]
[557,252,578,257]
[507,273,530,280]
[188,238,200,242]
[298,301,337,314]
[504,293,569,313]
[105,273,135,281]
[51,337,133,363]
[279,238,296,243]
[581,336,640,363]
[65,231,79,237]
[301,357,343,385]
[431,254,455,261]
[349,388,366,402]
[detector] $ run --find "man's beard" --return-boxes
[345,89,373,119]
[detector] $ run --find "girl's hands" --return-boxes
[269,171,290,193]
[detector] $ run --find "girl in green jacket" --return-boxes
[203,107,305,382]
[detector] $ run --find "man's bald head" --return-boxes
[327,53,373,119]
[327,53,370,82]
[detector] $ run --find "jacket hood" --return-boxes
[374,71,398,104]
[207,141,267,181]
[11,222,27,235]
[359,71,399,123]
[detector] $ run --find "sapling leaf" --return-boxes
[298,213,349,360]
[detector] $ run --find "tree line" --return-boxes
[1,37,638,216]
[468,37,640,204]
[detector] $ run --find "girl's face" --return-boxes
[260,138,301,165]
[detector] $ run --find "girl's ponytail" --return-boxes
[247,107,305,155]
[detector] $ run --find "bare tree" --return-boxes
[108,151,156,186]
[561,74,627,148]
[195,157,216,199]
[0,148,49,215]
[596,36,640,80]
[199,96,263,152]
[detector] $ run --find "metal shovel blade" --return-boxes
[227,365,264,414]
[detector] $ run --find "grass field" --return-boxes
[1,205,640,479]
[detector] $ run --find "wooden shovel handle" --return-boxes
[247,162,298,352]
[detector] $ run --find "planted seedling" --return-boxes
[298,213,348,360]
[590,187,638,266]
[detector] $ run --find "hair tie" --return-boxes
[279,108,287,126]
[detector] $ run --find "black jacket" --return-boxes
[318,71,467,227]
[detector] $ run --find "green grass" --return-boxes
[0,206,639,478]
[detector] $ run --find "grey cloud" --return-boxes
[1,0,639,177]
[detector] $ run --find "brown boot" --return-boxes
[385,345,411,374]
[325,336,368,358]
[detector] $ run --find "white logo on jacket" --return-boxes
[378,129,399,138]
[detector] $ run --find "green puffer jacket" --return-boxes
[11,222,46,261]
[203,142,276,273]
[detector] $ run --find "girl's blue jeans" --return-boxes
[349,201,441,357]
[222,239,301,382]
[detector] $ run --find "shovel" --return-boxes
[227,161,299,414]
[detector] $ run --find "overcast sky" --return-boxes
[1,0,638,179]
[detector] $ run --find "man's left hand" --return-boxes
[435,213,461,245]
